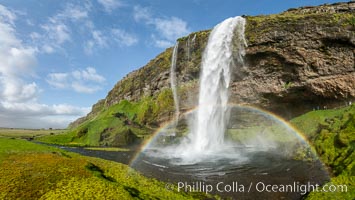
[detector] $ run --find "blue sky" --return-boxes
[0,0,345,128]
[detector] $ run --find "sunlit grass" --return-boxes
[0,128,65,138]
[0,138,212,199]
[291,106,349,139]
[0,138,62,161]
[291,105,355,199]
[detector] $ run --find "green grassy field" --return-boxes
[0,128,65,139]
[0,138,213,199]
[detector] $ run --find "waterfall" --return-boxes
[186,35,190,60]
[189,16,247,152]
[170,42,179,134]
[186,34,196,61]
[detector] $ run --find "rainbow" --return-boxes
[129,104,323,168]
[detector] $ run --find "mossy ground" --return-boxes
[290,105,355,199]
[0,138,213,199]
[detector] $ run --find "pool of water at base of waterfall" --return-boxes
[55,144,329,200]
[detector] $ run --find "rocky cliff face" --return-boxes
[70,2,355,128]
[235,2,355,117]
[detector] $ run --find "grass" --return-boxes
[291,106,349,139]
[0,138,213,199]
[0,128,65,139]
[0,138,63,162]
[290,105,355,199]
[306,175,355,200]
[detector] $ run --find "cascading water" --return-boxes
[170,42,180,134]
[132,17,329,199]
[151,16,249,162]
[186,35,191,60]
[186,34,196,61]
[189,16,247,153]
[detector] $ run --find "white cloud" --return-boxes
[0,7,38,103]
[29,2,137,55]
[84,40,95,55]
[133,5,190,48]
[0,4,16,24]
[42,44,55,54]
[26,19,34,26]
[1,78,39,103]
[84,30,108,54]
[0,4,91,128]
[47,67,106,94]
[97,0,123,13]
[133,5,152,22]
[92,30,107,47]
[35,3,91,54]
[85,29,137,54]
[30,32,41,40]
[72,67,105,83]
[46,73,69,89]
[57,4,89,21]
[71,82,102,94]
[154,17,190,41]
[153,38,173,48]
[111,29,138,46]
[0,21,21,49]
[41,21,71,45]
[0,102,88,117]
[0,102,90,129]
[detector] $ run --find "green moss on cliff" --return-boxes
[105,48,174,107]
[38,88,176,146]
[332,13,355,27]
[245,11,354,44]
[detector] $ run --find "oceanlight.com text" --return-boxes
[172,181,348,195]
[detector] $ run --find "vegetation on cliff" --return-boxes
[38,88,176,146]
[69,2,354,139]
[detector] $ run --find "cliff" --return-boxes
[241,2,355,117]
[67,2,354,141]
